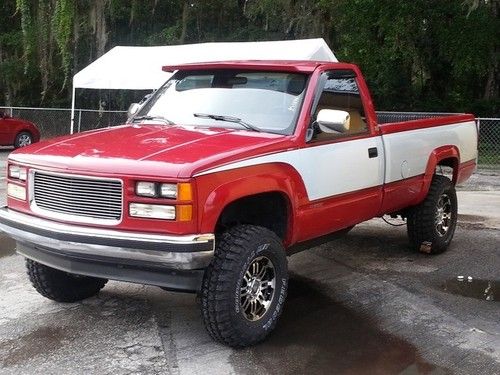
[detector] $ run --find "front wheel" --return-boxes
[200,225,288,347]
[26,259,108,302]
[407,175,458,254]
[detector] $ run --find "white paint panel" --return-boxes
[196,137,385,201]
[382,121,477,183]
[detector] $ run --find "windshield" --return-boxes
[135,69,308,135]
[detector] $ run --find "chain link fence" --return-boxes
[0,106,127,138]
[476,118,499,168]
[1,106,498,167]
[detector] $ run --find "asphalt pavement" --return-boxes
[0,150,498,375]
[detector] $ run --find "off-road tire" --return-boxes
[200,225,288,347]
[26,259,108,302]
[14,131,33,148]
[407,175,458,254]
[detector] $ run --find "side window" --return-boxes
[310,71,368,142]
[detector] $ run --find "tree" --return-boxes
[0,0,497,115]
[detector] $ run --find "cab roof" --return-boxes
[162,60,356,74]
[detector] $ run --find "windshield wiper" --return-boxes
[132,115,174,125]
[193,113,261,132]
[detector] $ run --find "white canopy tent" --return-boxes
[71,38,337,133]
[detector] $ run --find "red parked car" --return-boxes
[0,111,40,148]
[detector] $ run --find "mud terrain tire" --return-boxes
[407,175,458,254]
[201,225,288,347]
[26,259,108,302]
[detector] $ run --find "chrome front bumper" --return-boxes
[0,207,215,291]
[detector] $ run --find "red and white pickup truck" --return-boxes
[0,61,477,347]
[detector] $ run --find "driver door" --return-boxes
[299,69,384,239]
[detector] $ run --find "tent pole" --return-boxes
[70,85,76,134]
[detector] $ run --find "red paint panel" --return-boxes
[379,114,475,135]
[379,175,426,214]
[456,159,476,184]
[295,186,382,243]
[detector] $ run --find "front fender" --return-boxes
[195,163,309,244]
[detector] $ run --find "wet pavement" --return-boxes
[0,151,499,374]
[231,276,450,375]
[443,278,499,302]
[0,235,15,258]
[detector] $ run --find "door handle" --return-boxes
[368,147,378,158]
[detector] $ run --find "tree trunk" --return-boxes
[483,0,499,100]
[179,1,189,44]
[90,0,109,58]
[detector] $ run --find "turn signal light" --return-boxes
[176,205,193,221]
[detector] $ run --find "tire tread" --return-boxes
[407,175,457,254]
[26,259,107,302]
[201,225,287,347]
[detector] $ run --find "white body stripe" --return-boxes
[196,137,385,200]
[382,121,477,183]
[195,121,477,201]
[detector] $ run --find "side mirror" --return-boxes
[127,103,141,119]
[316,109,350,134]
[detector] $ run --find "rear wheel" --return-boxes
[200,225,288,347]
[26,259,108,302]
[14,131,33,148]
[407,175,458,254]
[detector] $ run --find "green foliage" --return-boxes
[0,0,498,115]
[15,0,34,72]
[53,0,74,87]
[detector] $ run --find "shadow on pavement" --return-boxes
[232,274,449,375]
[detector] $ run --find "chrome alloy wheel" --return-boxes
[435,193,452,236]
[18,134,32,147]
[240,256,276,321]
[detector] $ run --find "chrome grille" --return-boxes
[32,171,123,223]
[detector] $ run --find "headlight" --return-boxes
[136,181,157,197]
[9,165,27,181]
[7,183,26,200]
[135,181,191,200]
[160,183,177,199]
[129,203,175,220]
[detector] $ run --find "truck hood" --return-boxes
[10,124,295,178]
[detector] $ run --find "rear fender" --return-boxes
[418,145,460,202]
